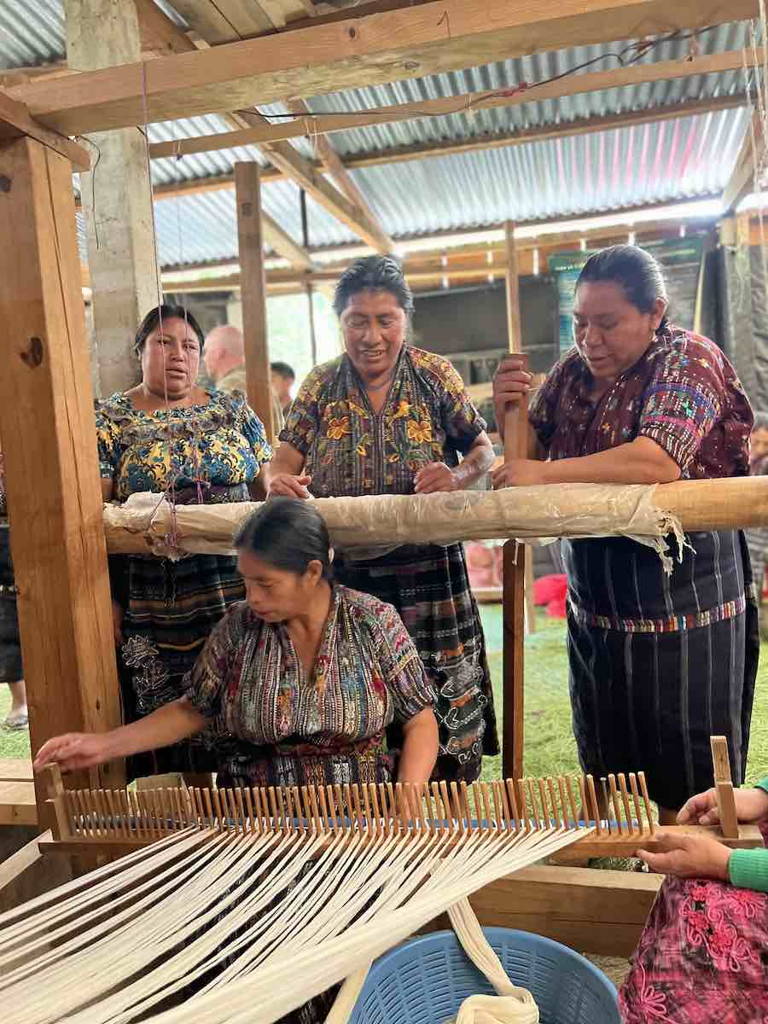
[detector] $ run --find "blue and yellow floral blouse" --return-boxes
[95,390,272,503]
[279,345,486,498]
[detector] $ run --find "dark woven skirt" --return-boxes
[565,530,759,811]
[334,542,498,782]
[113,552,245,777]
[0,526,22,684]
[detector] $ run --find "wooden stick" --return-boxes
[586,776,602,834]
[638,772,655,835]
[618,775,634,834]
[628,773,644,835]
[711,736,739,839]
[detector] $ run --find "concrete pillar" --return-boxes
[65,0,159,397]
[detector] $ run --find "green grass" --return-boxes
[2,608,768,786]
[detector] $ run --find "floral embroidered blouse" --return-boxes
[279,346,486,498]
[530,327,753,478]
[95,389,272,502]
[185,585,435,786]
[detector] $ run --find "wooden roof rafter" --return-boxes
[149,46,763,158]
[10,0,758,135]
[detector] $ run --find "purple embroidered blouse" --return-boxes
[529,326,753,478]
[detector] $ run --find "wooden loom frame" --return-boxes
[0,1,767,958]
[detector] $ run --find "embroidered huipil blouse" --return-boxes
[185,585,435,787]
[279,346,486,498]
[95,389,272,502]
[530,327,753,477]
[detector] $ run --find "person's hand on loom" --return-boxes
[490,459,546,489]
[493,355,533,436]
[634,832,732,881]
[678,785,768,826]
[34,732,113,772]
[414,462,459,494]
[267,473,312,499]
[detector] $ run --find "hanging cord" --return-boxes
[139,59,181,550]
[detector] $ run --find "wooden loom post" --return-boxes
[235,161,276,442]
[502,221,529,781]
[711,735,739,840]
[0,136,124,814]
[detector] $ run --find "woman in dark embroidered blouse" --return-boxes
[268,255,497,782]
[493,245,757,821]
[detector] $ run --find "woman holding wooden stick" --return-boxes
[492,245,757,824]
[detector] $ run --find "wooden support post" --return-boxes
[502,221,531,781]
[235,161,275,441]
[711,735,739,840]
[0,136,124,813]
[65,0,160,397]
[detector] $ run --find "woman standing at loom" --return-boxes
[267,255,497,782]
[97,305,272,777]
[492,245,757,824]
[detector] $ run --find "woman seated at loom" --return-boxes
[268,255,497,783]
[97,304,273,777]
[492,245,757,824]
[620,781,768,1022]
[34,499,439,790]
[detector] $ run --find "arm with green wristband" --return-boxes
[635,778,768,888]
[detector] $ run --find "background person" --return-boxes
[204,324,283,441]
[270,360,296,415]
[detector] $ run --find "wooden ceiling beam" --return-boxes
[11,0,757,136]
[0,90,90,171]
[150,47,763,158]
[347,93,748,169]
[135,0,201,55]
[287,97,393,249]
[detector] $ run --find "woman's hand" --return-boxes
[34,732,114,773]
[636,832,731,881]
[493,356,533,432]
[414,462,459,494]
[267,473,312,499]
[491,459,547,489]
[678,785,768,826]
[111,600,124,647]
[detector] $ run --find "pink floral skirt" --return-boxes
[619,875,768,1023]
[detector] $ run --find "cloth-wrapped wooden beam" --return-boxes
[102,477,768,561]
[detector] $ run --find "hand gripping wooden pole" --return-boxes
[710,735,739,839]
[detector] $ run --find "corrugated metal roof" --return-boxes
[0,7,759,267]
[347,107,748,236]
[0,0,63,66]
[151,179,354,265]
[304,22,754,158]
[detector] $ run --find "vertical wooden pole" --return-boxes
[502,221,528,781]
[235,161,275,440]
[710,736,739,839]
[0,136,123,811]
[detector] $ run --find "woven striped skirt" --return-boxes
[333,542,498,783]
[565,530,759,811]
[113,551,245,776]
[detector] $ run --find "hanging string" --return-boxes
[139,59,181,551]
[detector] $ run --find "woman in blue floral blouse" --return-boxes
[269,256,497,782]
[96,304,272,777]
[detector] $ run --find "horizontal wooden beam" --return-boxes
[469,864,660,958]
[150,48,761,158]
[0,90,90,171]
[11,0,756,135]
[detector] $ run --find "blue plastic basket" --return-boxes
[349,928,620,1024]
